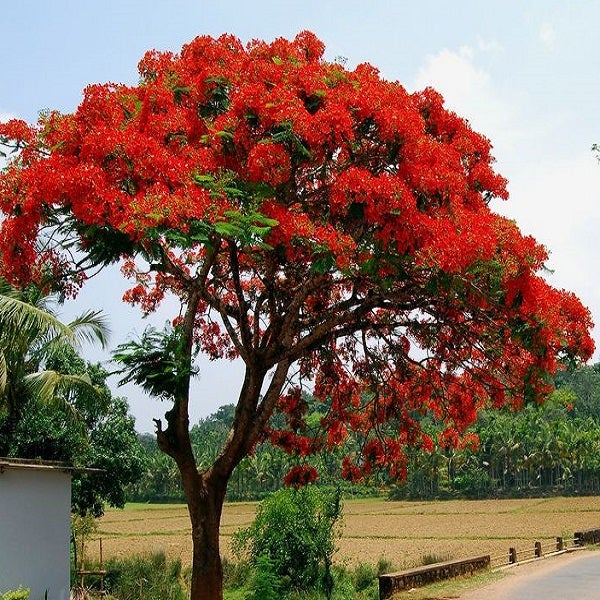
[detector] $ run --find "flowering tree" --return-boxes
[0,32,593,599]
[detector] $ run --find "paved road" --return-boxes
[461,551,600,600]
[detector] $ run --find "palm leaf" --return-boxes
[0,278,110,438]
[0,294,74,341]
[68,309,111,349]
[23,370,101,429]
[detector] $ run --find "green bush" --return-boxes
[246,554,282,600]
[354,562,377,592]
[222,557,253,590]
[376,556,395,576]
[420,553,450,566]
[452,467,492,498]
[233,486,342,595]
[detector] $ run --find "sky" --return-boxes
[1,1,599,432]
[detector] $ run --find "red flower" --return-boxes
[284,464,318,488]
[246,143,291,187]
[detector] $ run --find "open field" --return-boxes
[88,496,600,570]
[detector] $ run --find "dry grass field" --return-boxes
[88,496,600,570]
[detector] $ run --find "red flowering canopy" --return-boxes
[0,31,594,483]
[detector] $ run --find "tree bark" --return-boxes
[187,473,227,600]
[158,389,255,600]
[169,425,230,600]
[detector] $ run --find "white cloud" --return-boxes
[412,46,600,359]
[539,22,556,50]
[411,45,524,167]
[496,152,600,284]
[0,111,16,123]
[497,152,600,358]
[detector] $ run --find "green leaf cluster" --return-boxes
[113,324,198,401]
[267,122,311,160]
[233,486,342,595]
[0,344,146,517]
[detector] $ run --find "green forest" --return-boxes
[127,363,600,503]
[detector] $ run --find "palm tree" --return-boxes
[0,277,110,446]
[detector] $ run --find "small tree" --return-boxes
[0,32,593,599]
[234,486,342,595]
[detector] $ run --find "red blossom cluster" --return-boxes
[0,31,594,485]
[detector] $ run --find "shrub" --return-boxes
[354,562,377,592]
[233,486,342,595]
[376,556,395,576]
[246,554,282,600]
[420,553,450,566]
[452,467,492,498]
[222,557,253,590]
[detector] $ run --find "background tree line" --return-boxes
[3,278,599,508]
[127,363,600,503]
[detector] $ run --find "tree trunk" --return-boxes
[177,456,229,600]
[188,476,227,600]
[156,404,231,600]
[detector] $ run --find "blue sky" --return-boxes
[2,1,599,432]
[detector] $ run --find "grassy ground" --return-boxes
[87,496,600,572]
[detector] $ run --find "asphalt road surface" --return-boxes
[461,550,600,600]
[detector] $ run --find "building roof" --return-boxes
[0,457,103,474]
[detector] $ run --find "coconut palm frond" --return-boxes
[0,276,58,312]
[0,278,110,440]
[68,309,111,349]
[0,294,74,342]
[23,370,101,430]
[24,370,100,404]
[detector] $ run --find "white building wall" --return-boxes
[0,466,71,600]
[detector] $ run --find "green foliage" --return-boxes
[79,551,391,600]
[222,558,253,590]
[102,551,187,600]
[353,562,377,592]
[71,512,98,569]
[420,553,450,566]
[1,588,30,600]
[113,324,198,401]
[0,277,109,448]
[0,344,146,517]
[72,396,147,516]
[451,468,492,498]
[0,277,117,516]
[246,554,282,600]
[130,361,600,506]
[376,556,395,576]
[233,486,342,595]
[125,434,184,503]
